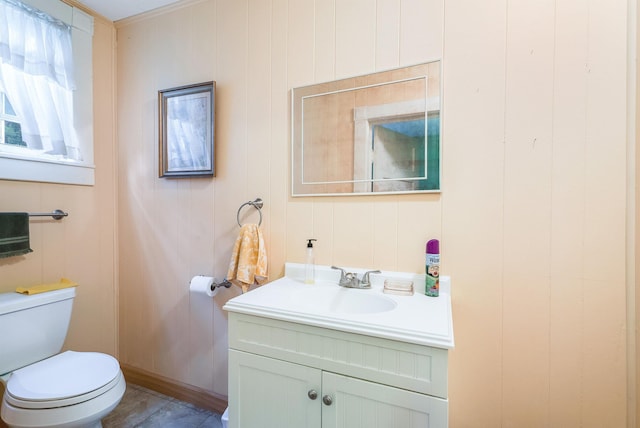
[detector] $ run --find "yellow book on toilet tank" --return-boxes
[15,278,78,295]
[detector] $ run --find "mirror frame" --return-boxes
[291,61,442,197]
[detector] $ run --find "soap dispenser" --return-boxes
[305,239,317,284]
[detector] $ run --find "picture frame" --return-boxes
[158,81,215,178]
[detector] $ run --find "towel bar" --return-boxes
[236,198,263,227]
[28,210,68,220]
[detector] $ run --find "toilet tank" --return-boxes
[0,287,75,375]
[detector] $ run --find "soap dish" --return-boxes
[383,279,414,296]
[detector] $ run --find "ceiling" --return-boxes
[75,0,182,22]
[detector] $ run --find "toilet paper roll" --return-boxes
[189,275,219,297]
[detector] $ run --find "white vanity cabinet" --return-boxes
[224,264,454,428]
[227,313,449,428]
[229,349,320,427]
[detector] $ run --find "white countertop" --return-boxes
[223,263,454,349]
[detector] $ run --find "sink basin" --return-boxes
[223,263,455,348]
[289,286,397,314]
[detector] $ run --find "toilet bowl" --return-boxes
[1,351,126,428]
[0,288,126,428]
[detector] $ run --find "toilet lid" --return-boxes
[7,350,121,402]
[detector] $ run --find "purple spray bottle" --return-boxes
[425,239,440,297]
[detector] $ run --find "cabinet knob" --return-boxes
[322,395,333,406]
[307,390,318,400]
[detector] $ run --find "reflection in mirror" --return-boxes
[291,61,441,196]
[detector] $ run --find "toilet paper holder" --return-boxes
[211,278,233,291]
[190,275,233,297]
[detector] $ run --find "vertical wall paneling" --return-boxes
[215,0,249,229]
[332,197,376,267]
[334,0,376,79]
[396,194,441,272]
[581,0,628,425]
[247,0,273,209]
[287,0,315,89]
[115,0,631,424]
[501,0,554,425]
[636,0,640,423]
[549,0,588,424]
[314,0,336,82]
[285,0,315,265]
[399,0,442,66]
[0,16,118,357]
[442,0,507,425]
[93,18,119,354]
[372,196,399,271]
[312,199,335,267]
[375,0,400,70]
[268,0,289,280]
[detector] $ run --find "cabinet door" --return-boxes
[229,349,322,428]
[322,372,448,428]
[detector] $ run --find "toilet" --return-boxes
[0,287,126,428]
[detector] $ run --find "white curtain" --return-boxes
[0,0,80,160]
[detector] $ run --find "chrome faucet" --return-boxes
[331,266,381,289]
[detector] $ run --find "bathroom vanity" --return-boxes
[223,263,454,428]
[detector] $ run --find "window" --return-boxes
[0,0,94,185]
[0,93,25,148]
[370,112,440,193]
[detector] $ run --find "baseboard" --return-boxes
[120,364,228,414]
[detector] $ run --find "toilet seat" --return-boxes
[2,371,126,428]
[5,351,121,409]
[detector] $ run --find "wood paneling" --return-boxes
[115,0,630,425]
[0,17,118,357]
[443,0,629,426]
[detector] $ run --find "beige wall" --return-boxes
[0,16,118,356]
[445,0,629,425]
[115,0,631,426]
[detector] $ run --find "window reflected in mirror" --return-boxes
[291,61,441,196]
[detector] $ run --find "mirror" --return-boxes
[291,61,441,196]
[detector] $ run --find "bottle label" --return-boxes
[425,253,440,297]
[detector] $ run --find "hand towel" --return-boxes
[16,278,78,295]
[0,212,33,259]
[227,224,268,293]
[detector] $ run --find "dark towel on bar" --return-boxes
[0,212,33,259]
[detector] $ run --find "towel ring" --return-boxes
[237,198,263,227]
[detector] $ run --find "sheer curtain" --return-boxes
[0,0,80,161]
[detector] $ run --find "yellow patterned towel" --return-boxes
[227,224,268,293]
[16,278,78,295]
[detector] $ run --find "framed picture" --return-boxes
[158,81,215,177]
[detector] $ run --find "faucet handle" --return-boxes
[361,270,381,287]
[331,266,347,281]
[331,266,353,287]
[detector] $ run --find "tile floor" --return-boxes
[102,383,224,428]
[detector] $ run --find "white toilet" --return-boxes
[0,287,126,428]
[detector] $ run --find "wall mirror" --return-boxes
[291,61,441,196]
